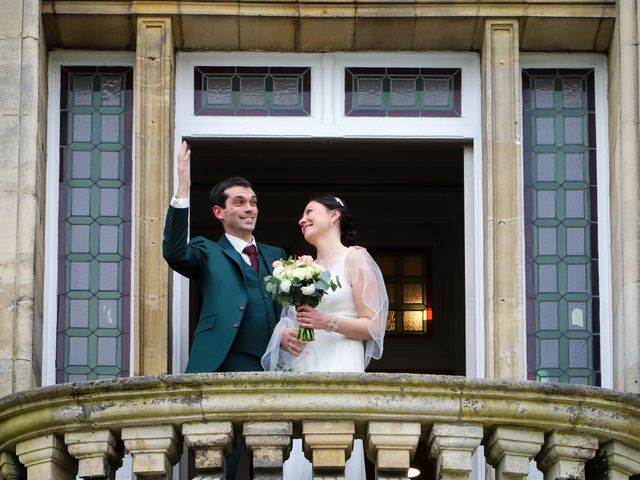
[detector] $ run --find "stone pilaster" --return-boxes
[15,434,77,480]
[365,422,421,480]
[598,441,640,480]
[0,451,25,480]
[481,18,524,380]
[65,430,123,480]
[485,427,544,480]
[302,421,355,480]
[121,425,181,479]
[182,421,234,480]
[243,422,293,479]
[535,432,598,480]
[427,423,483,480]
[134,16,175,376]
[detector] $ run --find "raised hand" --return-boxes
[176,140,191,199]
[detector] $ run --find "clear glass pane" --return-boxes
[101,77,121,106]
[402,311,423,332]
[539,302,558,330]
[403,283,423,304]
[99,262,119,291]
[206,77,233,105]
[69,337,88,365]
[272,77,299,106]
[403,256,423,276]
[537,190,556,218]
[70,224,90,253]
[539,264,558,292]
[98,337,117,366]
[100,188,119,217]
[539,338,559,368]
[568,302,587,330]
[390,78,416,106]
[239,77,266,106]
[565,153,584,181]
[101,115,120,143]
[73,114,92,143]
[569,339,588,368]
[565,190,585,218]
[100,151,119,179]
[356,78,383,106]
[68,374,88,382]
[536,153,556,182]
[540,376,560,382]
[534,78,554,108]
[99,225,119,254]
[564,117,583,144]
[70,262,90,290]
[99,300,118,328]
[538,227,557,255]
[72,151,91,179]
[563,78,583,108]
[424,78,449,106]
[69,299,89,328]
[73,77,93,106]
[567,264,587,292]
[566,227,585,255]
[569,377,589,385]
[536,117,555,145]
[71,188,91,216]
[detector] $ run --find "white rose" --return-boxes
[292,268,307,281]
[280,279,292,293]
[301,284,316,295]
[272,266,284,277]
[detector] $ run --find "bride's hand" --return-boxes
[296,306,330,330]
[282,327,306,356]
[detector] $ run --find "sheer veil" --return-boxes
[261,247,389,371]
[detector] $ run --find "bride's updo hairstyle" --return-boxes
[310,193,356,246]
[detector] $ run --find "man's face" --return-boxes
[213,186,258,240]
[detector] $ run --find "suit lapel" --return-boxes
[218,234,245,272]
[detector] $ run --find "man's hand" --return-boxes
[176,141,191,199]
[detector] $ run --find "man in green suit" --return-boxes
[163,141,286,373]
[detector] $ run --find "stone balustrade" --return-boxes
[1,372,639,480]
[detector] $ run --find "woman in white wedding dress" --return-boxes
[262,194,389,480]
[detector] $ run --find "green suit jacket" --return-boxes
[162,206,286,373]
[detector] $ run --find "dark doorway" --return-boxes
[186,137,466,376]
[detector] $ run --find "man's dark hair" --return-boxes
[209,177,254,212]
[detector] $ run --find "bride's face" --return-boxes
[299,201,332,242]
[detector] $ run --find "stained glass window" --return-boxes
[194,66,311,116]
[57,66,133,383]
[522,68,600,386]
[345,68,461,117]
[373,251,433,336]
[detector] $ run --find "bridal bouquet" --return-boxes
[264,255,341,341]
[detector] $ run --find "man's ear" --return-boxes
[212,205,224,220]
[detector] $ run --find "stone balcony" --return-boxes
[0,372,639,480]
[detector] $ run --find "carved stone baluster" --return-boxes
[535,432,598,480]
[599,440,640,480]
[182,422,234,480]
[485,427,544,480]
[243,422,293,480]
[427,423,483,480]
[302,421,355,480]
[65,430,123,479]
[0,451,25,480]
[15,434,77,480]
[365,422,421,480]
[121,425,181,479]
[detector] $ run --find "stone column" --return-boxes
[365,422,421,480]
[481,19,524,380]
[121,425,181,479]
[134,16,175,376]
[243,422,293,479]
[65,430,123,480]
[302,421,355,480]
[0,0,46,396]
[15,434,77,480]
[427,423,483,480]
[182,421,234,480]
[484,427,544,480]
[535,431,598,480]
[598,441,640,480]
[0,451,25,480]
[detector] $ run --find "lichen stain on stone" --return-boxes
[462,398,487,413]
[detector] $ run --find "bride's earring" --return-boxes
[330,220,334,226]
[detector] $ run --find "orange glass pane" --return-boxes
[403,283,423,304]
[386,311,396,331]
[376,256,396,275]
[403,256,423,276]
[403,311,424,332]
[385,283,395,303]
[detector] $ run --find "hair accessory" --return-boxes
[335,196,344,207]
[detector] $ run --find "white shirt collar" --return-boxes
[225,233,256,254]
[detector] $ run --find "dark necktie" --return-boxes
[243,244,259,273]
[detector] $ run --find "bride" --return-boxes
[262,193,389,479]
